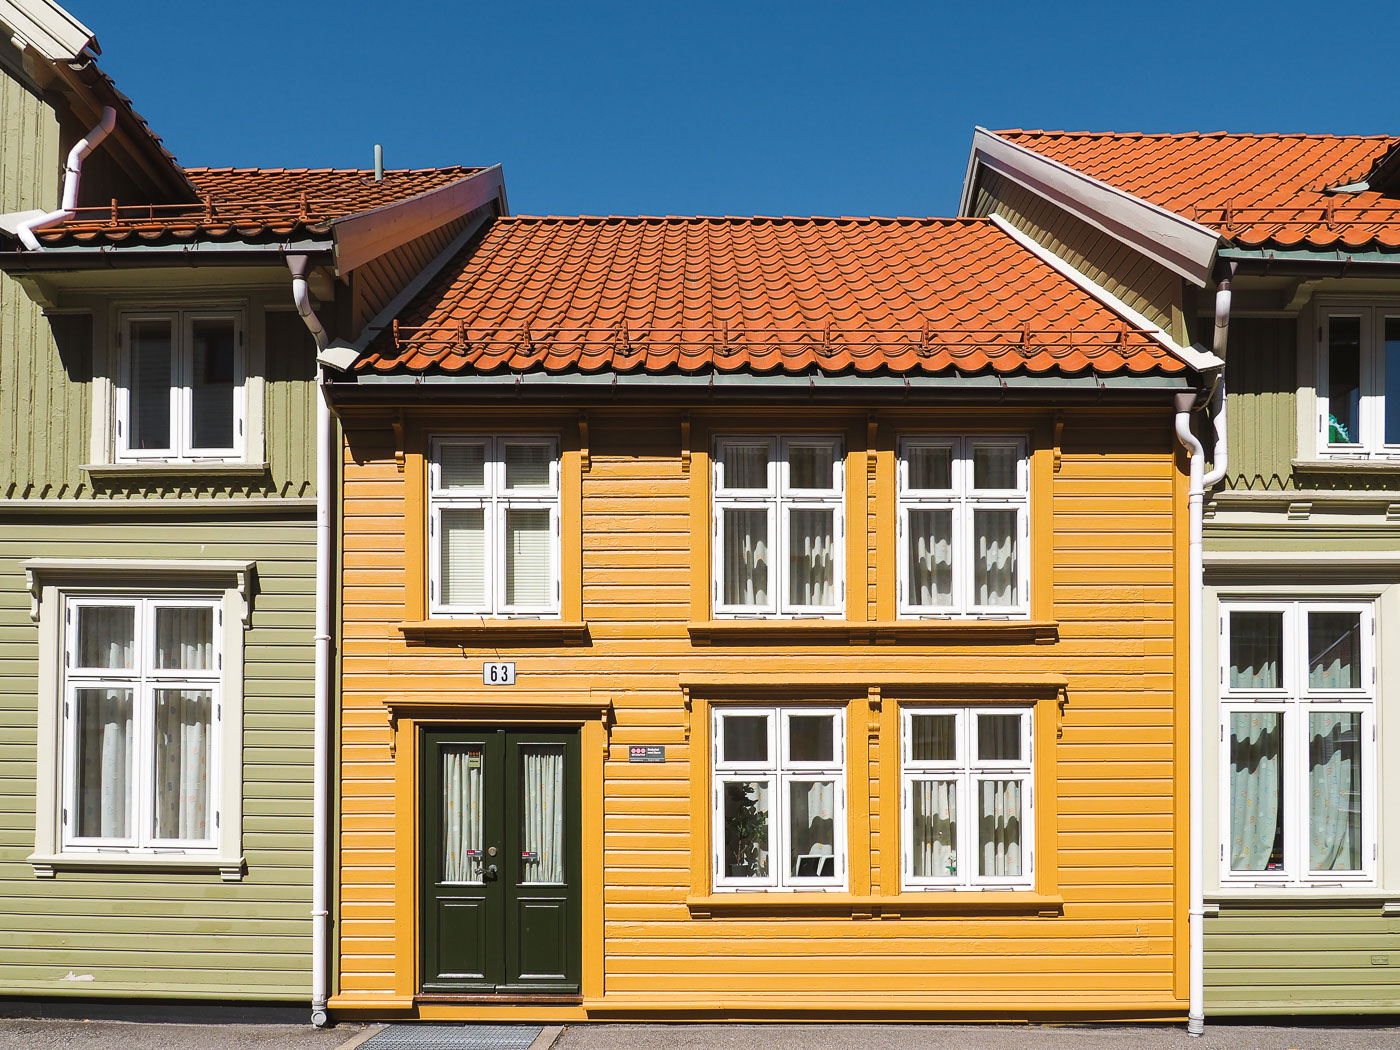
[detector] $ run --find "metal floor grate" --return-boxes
[363,1024,544,1050]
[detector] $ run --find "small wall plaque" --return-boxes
[629,745,665,763]
[483,662,516,685]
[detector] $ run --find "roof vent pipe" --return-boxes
[374,143,384,182]
[17,105,117,250]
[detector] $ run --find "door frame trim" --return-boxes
[383,698,610,1005]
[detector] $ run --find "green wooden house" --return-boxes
[0,0,505,1014]
[961,127,1400,1018]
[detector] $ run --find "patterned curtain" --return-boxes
[911,780,956,877]
[1229,712,1282,871]
[908,510,952,606]
[722,508,769,606]
[155,607,213,670]
[974,510,1017,606]
[522,748,564,884]
[442,748,483,883]
[978,779,1022,876]
[788,510,834,606]
[1309,712,1361,871]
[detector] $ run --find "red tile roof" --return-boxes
[996,130,1400,251]
[34,166,486,246]
[356,215,1187,377]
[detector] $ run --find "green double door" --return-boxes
[421,728,580,994]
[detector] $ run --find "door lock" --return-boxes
[485,864,499,880]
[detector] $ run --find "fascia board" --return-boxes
[970,127,1221,287]
[0,0,95,62]
[989,213,1221,373]
[330,165,505,275]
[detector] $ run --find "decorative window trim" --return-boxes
[896,435,1030,618]
[1311,302,1400,459]
[1218,598,1377,888]
[900,704,1035,891]
[711,435,845,618]
[24,559,253,880]
[426,434,562,618]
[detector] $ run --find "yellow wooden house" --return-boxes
[322,212,1209,1022]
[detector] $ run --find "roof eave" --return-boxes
[330,165,506,275]
[963,127,1222,287]
[0,0,95,62]
[0,236,334,272]
[1221,245,1400,276]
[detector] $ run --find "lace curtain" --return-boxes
[911,780,956,877]
[979,779,1022,876]
[522,748,564,884]
[442,748,484,883]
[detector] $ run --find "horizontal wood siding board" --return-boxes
[336,406,1186,1012]
[0,519,315,998]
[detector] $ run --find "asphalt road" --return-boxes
[4,1020,1400,1050]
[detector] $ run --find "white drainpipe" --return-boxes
[288,255,332,1028]
[17,106,117,250]
[1184,266,1232,1037]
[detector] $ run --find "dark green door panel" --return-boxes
[421,727,580,995]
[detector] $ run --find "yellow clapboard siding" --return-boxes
[334,405,1188,1018]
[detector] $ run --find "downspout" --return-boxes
[16,106,116,250]
[1185,263,1233,1038]
[289,255,331,1028]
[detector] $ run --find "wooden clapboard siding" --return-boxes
[333,403,1188,1018]
[1205,907,1400,1014]
[0,518,316,1000]
[1221,317,1298,493]
[350,213,474,334]
[970,168,1183,339]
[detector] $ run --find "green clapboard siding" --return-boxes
[0,518,315,1001]
[1221,317,1298,492]
[970,167,1182,336]
[1206,906,1400,1014]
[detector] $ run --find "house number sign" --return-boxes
[482,662,516,685]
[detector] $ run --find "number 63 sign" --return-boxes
[482,662,516,686]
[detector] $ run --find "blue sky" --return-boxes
[70,1,1399,218]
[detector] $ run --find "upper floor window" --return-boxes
[1220,600,1375,885]
[712,436,844,617]
[117,310,244,461]
[428,436,560,617]
[1317,306,1400,456]
[897,437,1028,617]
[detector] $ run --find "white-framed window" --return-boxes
[901,705,1034,889]
[61,595,222,852]
[712,436,844,617]
[116,309,245,461]
[897,436,1028,616]
[1316,305,1400,456]
[712,705,846,890]
[428,435,561,617]
[1219,600,1376,885]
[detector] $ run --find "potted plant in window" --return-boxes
[725,783,769,877]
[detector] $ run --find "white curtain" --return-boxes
[908,510,953,607]
[1230,612,1282,688]
[1229,711,1282,871]
[788,779,835,876]
[78,606,134,669]
[442,748,483,883]
[522,747,564,884]
[972,445,1018,489]
[155,607,213,670]
[722,444,768,489]
[1310,712,1361,871]
[974,510,1017,607]
[979,778,1022,876]
[788,509,834,606]
[153,689,210,840]
[911,779,957,878]
[76,687,133,839]
[722,508,769,606]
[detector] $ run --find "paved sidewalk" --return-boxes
[0,1017,369,1050]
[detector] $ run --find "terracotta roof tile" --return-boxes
[997,130,1400,251]
[357,216,1186,377]
[36,166,486,246]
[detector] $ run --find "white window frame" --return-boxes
[1218,599,1377,886]
[23,559,251,880]
[897,435,1029,618]
[428,435,561,618]
[712,705,846,891]
[115,308,246,462]
[60,594,222,852]
[1315,304,1400,457]
[711,435,845,618]
[900,705,1035,890]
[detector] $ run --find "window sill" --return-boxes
[84,461,270,480]
[1293,457,1400,474]
[686,891,1063,919]
[30,852,246,881]
[399,619,590,645]
[689,620,1058,645]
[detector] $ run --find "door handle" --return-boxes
[485,864,499,880]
